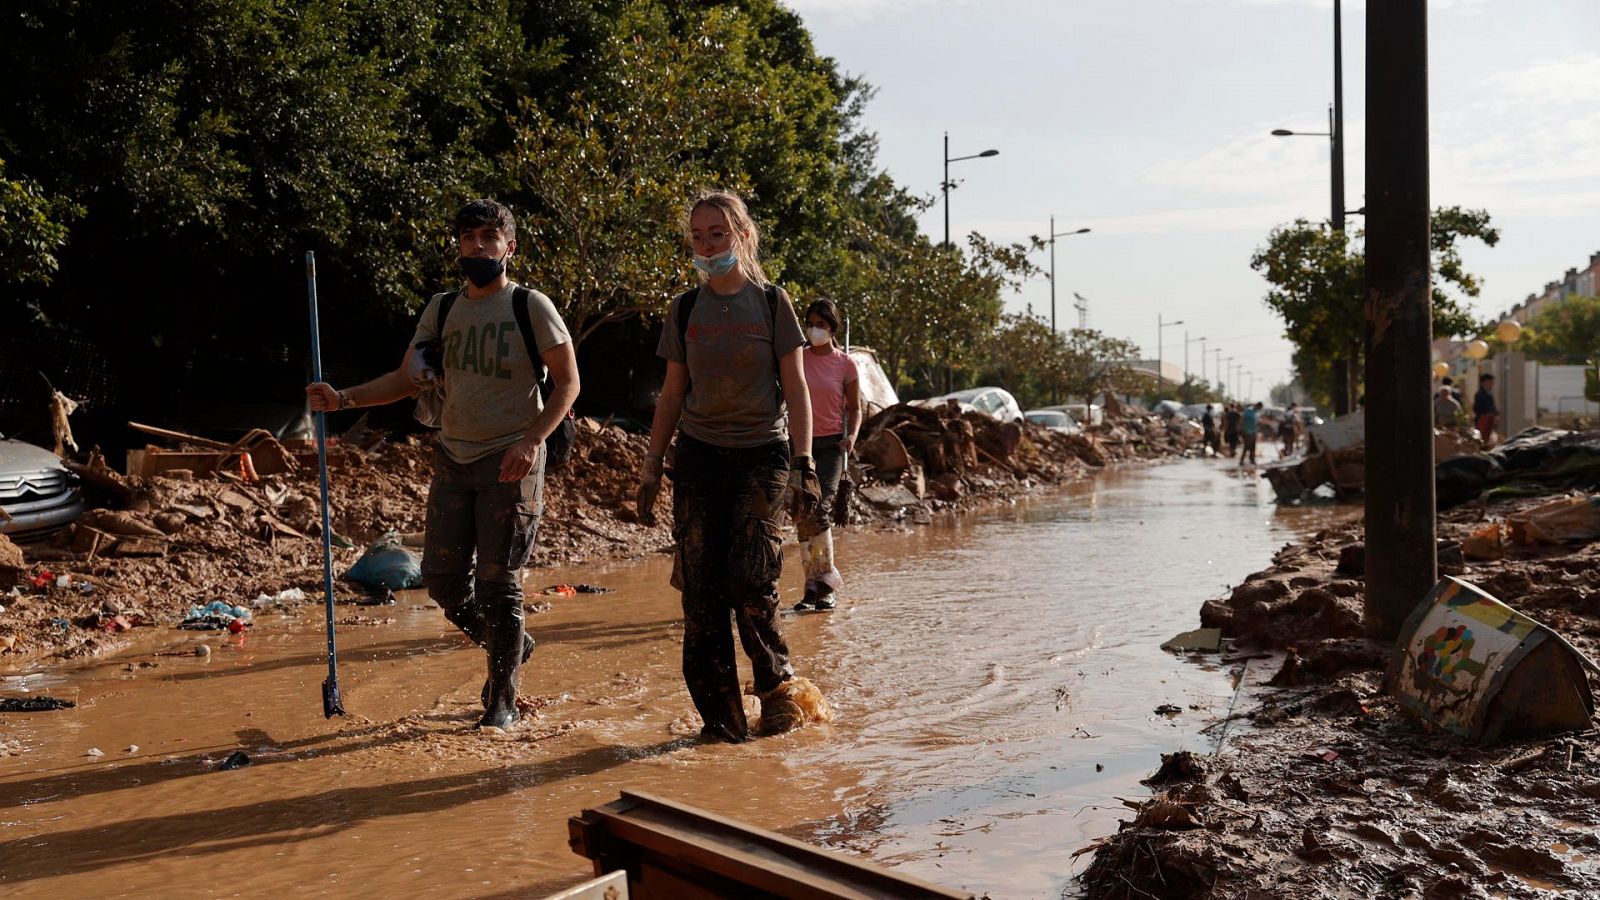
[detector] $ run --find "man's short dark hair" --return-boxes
[455,198,516,240]
[1442,376,1454,385]
[1481,374,1495,383]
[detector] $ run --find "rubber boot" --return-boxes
[476,605,525,730]
[481,633,535,709]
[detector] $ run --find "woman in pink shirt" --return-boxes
[795,298,861,611]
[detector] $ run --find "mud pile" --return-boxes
[1085,493,1600,898]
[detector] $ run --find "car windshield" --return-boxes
[1026,412,1067,426]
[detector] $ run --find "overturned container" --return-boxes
[1388,577,1596,743]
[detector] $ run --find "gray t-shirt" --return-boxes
[412,282,571,464]
[656,281,805,449]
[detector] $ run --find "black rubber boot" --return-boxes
[476,605,525,730]
[440,598,487,644]
[481,633,535,709]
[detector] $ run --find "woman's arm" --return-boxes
[778,347,812,460]
[841,378,862,453]
[646,361,690,461]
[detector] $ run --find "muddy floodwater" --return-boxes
[1,459,1343,898]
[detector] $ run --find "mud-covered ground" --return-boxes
[1085,493,1600,899]
[0,407,1192,665]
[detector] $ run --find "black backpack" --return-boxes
[674,283,785,394]
[433,286,577,468]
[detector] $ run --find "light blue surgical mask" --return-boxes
[692,247,739,278]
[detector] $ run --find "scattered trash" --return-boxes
[539,583,613,596]
[1143,750,1208,784]
[98,615,138,633]
[1461,523,1506,561]
[1153,703,1183,717]
[30,570,54,589]
[1505,495,1600,545]
[125,744,139,753]
[1304,747,1340,763]
[1161,627,1223,652]
[251,587,308,608]
[218,750,251,770]
[194,644,212,657]
[356,589,397,606]
[1388,577,1597,742]
[0,696,76,712]
[179,601,252,631]
[84,747,104,757]
[344,534,422,591]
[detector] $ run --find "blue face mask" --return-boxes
[692,247,739,278]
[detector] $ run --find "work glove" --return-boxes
[636,457,665,526]
[408,340,445,387]
[785,456,823,523]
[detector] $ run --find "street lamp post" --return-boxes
[1047,216,1091,334]
[1157,315,1184,399]
[1184,332,1206,385]
[1271,0,1349,413]
[943,133,999,249]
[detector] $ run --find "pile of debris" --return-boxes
[1084,483,1600,896]
[1263,410,1486,504]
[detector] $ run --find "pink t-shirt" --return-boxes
[803,347,859,437]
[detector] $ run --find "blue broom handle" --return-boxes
[306,252,340,680]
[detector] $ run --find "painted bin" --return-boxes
[1387,576,1595,743]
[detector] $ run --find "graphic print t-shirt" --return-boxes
[412,282,571,464]
[656,282,806,449]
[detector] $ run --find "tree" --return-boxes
[1251,206,1498,410]
[1522,295,1600,365]
[0,157,80,286]
[1058,328,1141,408]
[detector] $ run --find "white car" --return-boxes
[1023,409,1082,434]
[926,387,1024,423]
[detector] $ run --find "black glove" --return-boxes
[786,456,822,523]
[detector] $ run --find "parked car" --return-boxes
[846,346,901,418]
[927,387,1024,423]
[0,435,84,538]
[1058,402,1104,427]
[1023,409,1082,434]
[1152,399,1187,419]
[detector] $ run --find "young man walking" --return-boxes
[1474,374,1499,444]
[306,199,578,729]
[1239,402,1260,466]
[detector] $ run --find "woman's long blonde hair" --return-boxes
[687,190,769,286]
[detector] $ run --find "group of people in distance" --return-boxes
[307,192,858,743]
[1434,374,1500,443]
[1199,401,1281,465]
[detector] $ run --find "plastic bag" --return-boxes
[344,534,423,591]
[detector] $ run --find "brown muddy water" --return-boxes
[1,459,1343,898]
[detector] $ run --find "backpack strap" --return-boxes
[510,286,547,383]
[433,289,461,337]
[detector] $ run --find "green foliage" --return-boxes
[1521,295,1600,365]
[0,157,81,285]
[1251,208,1499,405]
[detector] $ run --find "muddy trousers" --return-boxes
[670,435,794,741]
[797,434,845,597]
[421,444,545,716]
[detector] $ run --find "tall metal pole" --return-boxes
[1157,315,1164,398]
[1364,0,1435,642]
[1184,330,1190,383]
[1049,215,1057,334]
[943,132,950,249]
[1200,338,1207,386]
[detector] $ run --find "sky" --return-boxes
[784,0,1600,401]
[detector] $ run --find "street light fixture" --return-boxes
[943,133,1000,248]
[1157,315,1184,399]
[1047,217,1092,334]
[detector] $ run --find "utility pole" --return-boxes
[1364,0,1435,641]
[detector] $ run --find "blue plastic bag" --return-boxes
[344,534,422,591]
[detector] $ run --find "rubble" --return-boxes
[2,404,1189,662]
[1086,487,1600,898]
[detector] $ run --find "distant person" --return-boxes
[1434,385,1463,428]
[635,190,822,743]
[1223,403,1242,458]
[1239,402,1261,466]
[1200,404,1218,456]
[1474,374,1499,443]
[1441,375,1463,404]
[795,297,860,612]
[306,199,579,730]
[1279,402,1301,456]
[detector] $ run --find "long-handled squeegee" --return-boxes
[306,251,346,718]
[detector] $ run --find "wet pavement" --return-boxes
[0,458,1344,899]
